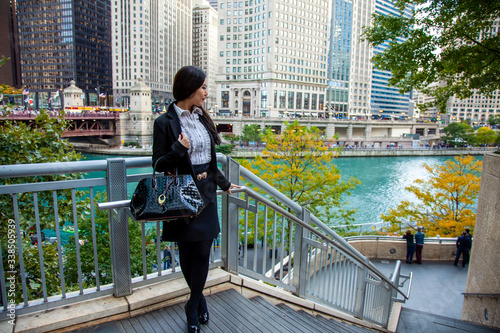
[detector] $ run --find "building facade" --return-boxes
[193,0,219,110]
[326,0,353,119]
[370,0,414,120]
[207,0,219,11]
[16,0,112,109]
[0,0,21,89]
[112,0,193,110]
[346,0,374,120]
[445,18,500,125]
[215,0,329,118]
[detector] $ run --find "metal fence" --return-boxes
[0,154,409,328]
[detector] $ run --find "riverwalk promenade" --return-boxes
[72,144,497,158]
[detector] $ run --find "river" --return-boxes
[82,153,483,232]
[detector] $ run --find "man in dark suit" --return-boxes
[454,231,471,267]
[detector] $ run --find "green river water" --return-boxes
[82,153,483,232]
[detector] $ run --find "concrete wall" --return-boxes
[461,153,500,329]
[348,240,456,261]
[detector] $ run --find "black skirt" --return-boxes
[161,163,220,242]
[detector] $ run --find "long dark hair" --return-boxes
[173,66,220,144]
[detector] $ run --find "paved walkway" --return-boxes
[372,260,498,332]
[372,259,468,319]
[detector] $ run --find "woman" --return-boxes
[402,229,416,264]
[152,66,239,333]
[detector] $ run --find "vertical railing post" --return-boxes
[293,208,310,298]
[106,158,132,297]
[222,157,240,274]
[354,257,369,319]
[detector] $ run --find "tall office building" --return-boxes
[326,0,374,120]
[16,0,112,109]
[0,0,21,89]
[112,0,193,109]
[193,0,219,110]
[215,0,329,118]
[370,0,414,120]
[326,0,353,119]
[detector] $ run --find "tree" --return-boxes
[239,124,261,145]
[222,133,238,144]
[240,121,360,226]
[381,155,482,237]
[64,193,158,289]
[475,126,496,146]
[0,110,82,235]
[362,0,500,113]
[0,56,8,67]
[488,115,500,126]
[441,122,474,146]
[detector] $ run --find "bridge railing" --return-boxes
[0,155,409,328]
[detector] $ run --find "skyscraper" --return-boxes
[326,0,355,119]
[193,0,219,110]
[370,0,414,120]
[16,0,112,109]
[112,0,193,109]
[0,0,21,89]
[215,0,328,118]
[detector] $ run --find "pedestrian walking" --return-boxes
[414,227,425,264]
[454,231,471,267]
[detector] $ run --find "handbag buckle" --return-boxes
[158,194,166,205]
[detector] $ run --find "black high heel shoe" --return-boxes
[199,311,209,325]
[184,302,200,333]
[198,295,209,324]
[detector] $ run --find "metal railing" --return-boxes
[0,154,409,328]
[344,235,458,244]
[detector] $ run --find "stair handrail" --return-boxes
[98,184,408,300]
[217,154,408,300]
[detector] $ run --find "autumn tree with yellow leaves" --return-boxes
[240,121,360,226]
[381,155,482,237]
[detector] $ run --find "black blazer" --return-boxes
[152,103,231,191]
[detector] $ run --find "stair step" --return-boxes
[66,287,379,333]
[250,296,315,333]
[314,313,372,333]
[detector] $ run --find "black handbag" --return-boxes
[130,159,205,221]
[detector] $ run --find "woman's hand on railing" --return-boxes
[226,183,242,194]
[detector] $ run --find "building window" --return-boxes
[222,91,230,107]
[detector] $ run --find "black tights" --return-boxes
[177,240,212,322]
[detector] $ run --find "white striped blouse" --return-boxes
[174,103,211,165]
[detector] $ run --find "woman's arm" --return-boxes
[152,117,188,172]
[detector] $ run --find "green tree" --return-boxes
[239,124,261,145]
[64,193,158,289]
[0,110,82,235]
[488,115,500,126]
[475,126,496,146]
[222,133,238,144]
[240,121,360,226]
[0,56,8,67]
[362,0,500,113]
[215,144,233,155]
[441,122,474,146]
[381,155,482,237]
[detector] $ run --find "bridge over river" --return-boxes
[0,110,443,148]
